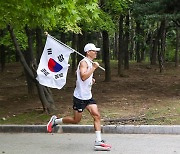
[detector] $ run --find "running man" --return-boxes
[47,43,111,151]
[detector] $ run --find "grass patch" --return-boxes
[0,62,179,126]
[144,100,180,125]
[0,110,49,125]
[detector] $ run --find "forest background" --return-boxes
[0,0,180,125]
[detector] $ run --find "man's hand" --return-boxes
[93,62,99,69]
[92,78,96,85]
[80,61,99,81]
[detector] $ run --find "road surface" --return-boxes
[0,133,179,154]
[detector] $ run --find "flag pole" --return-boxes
[45,32,105,71]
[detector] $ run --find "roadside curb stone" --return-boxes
[0,125,180,134]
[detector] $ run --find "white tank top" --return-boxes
[73,57,93,100]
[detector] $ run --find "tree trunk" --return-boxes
[135,21,141,63]
[157,40,163,73]
[8,25,34,79]
[175,26,179,67]
[60,32,66,43]
[114,32,118,60]
[15,50,19,62]
[71,33,77,72]
[25,26,36,95]
[0,30,6,72]
[129,18,135,61]
[118,15,124,77]
[0,44,6,72]
[157,20,166,73]
[96,32,102,60]
[36,27,43,64]
[151,38,157,65]
[140,46,145,62]
[77,32,86,64]
[102,30,111,82]
[148,33,153,63]
[8,25,55,113]
[140,28,145,62]
[124,14,130,70]
[151,24,160,65]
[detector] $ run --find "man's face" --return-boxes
[87,50,97,59]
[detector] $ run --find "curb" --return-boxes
[0,125,180,134]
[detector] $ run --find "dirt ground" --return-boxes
[0,62,180,125]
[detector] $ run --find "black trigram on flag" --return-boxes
[47,48,52,55]
[41,69,50,76]
[58,54,64,62]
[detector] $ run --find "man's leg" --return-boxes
[86,104,111,150]
[86,104,101,131]
[60,110,82,124]
[47,111,82,133]
[86,104,102,142]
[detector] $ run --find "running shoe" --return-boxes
[47,115,57,133]
[94,140,112,151]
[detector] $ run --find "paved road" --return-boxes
[0,133,179,154]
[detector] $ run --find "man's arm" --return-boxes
[79,61,99,81]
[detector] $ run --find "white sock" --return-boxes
[95,131,102,142]
[55,118,63,125]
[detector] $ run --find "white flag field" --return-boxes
[36,34,73,89]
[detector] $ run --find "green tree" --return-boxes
[99,0,131,79]
[132,0,180,71]
[0,0,103,113]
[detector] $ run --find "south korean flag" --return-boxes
[36,34,73,89]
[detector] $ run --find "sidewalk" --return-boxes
[0,125,180,134]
